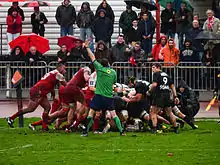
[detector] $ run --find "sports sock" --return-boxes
[113,116,123,133]
[183,116,194,127]
[93,116,100,132]
[42,112,49,129]
[10,110,23,120]
[50,100,60,114]
[85,116,93,132]
[31,120,43,126]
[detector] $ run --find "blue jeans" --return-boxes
[80,28,94,51]
[60,26,73,36]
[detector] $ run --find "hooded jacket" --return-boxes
[55,2,76,27]
[95,40,113,64]
[6,14,22,34]
[180,40,200,62]
[161,39,180,66]
[95,2,115,23]
[76,2,95,28]
[152,36,167,61]
[8,6,25,21]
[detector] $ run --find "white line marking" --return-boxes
[0,144,33,152]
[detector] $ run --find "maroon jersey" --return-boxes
[67,68,87,89]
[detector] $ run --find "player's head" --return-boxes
[56,62,66,75]
[83,66,91,82]
[152,62,162,73]
[100,58,110,67]
[127,76,136,87]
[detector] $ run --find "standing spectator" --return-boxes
[180,40,200,62]
[160,38,180,66]
[186,20,204,61]
[91,9,113,47]
[57,44,70,63]
[70,40,89,61]
[55,0,76,36]
[6,9,22,54]
[212,0,220,19]
[152,35,167,61]
[31,7,48,37]
[76,2,94,43]
[138,5,154,22]
[8,2,25,21]
[94,40,113,64]
[175,2,192,50]
[95,0,115,23]
[161,2,176,39]
[25,46,44,64]
[138,13,155,56]
[119,5,137,43]
[9,46,25,61]
[127,19,141,45]
[111,35,130,62]
[203,41,220,66]
[192,14,202,28]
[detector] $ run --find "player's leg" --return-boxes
[102,110,111,134]
[110,110,125,136]
[121,110,129,129]
[39,97,51,130]
[93,111,101,133]
[150,105,160,133]
[165,107,179,134]
[81,108,96,136]
[65,102,77,131]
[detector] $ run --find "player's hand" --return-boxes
[122,96,130,102]
[174,97,180,105]
[83,40,90,48]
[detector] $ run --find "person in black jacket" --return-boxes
[180,40,199,62]
[161,2,176,39]
[25,46,45,64]
[55,0,76,36]
[127,19,141,44]
[9,46,25,61]
[31,7,48,37]
[70,40,89,61]
[91,9,113,48]
[8,2,25,21]
[57,44,70,63]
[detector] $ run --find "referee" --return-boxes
[81,41,125,136]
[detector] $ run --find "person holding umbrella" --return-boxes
[31,6,48,37]
[8,1,25,21]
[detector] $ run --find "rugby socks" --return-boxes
[42,112,49,130]
[50,100,60,114]
[31,120,43,126]
[85,116,93,132]
[113,116,123,133]
[93,116,100,132]
[10,110,23,120]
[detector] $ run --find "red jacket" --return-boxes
[152,44,165,61]
[7,14,22,34]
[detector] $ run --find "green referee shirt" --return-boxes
[93,60,116,98]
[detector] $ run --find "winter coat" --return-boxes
[6,14,22,34]
[152,43,166,61]
[95,40,113,64]
[161,8,176,34]
[186,27,204,52]
[180,44,200,62]
[57,50,70,63]
[130,48,145,61]
[138,19,155,39]
[111,43,130,62]
[95,3,115,23]
[175,9,192,33]
[203,43,220,66]
[9,46,25,61]
[70,47,89,62]
[161,42,180,66]
[119,10,137,34]
[127,27,141,43]
[55,4,76,28]
[31,12,48,34]
[25,51,44,64]
[76,2,94,28]
[91,16,113,42]
[8,6,25,21]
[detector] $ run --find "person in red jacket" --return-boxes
[152,35,167,61]
[6,8,22,54]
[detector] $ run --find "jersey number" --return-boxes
[163,77,168,85]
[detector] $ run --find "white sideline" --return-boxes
[0,144,33,153]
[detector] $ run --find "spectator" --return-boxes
[111,35,130,62]
[70,40,89,61]
[161,2,176,39]
[192,14,202,28]
[127,19,141,45]
[152,35,167,62]
[95,40,113,64]
[119,5,137,43]
[138,13,155,56]
[186,20,204,61]
[8,2,25,21]
[31,7,48,37]
[6,9,22,54]
[130,41,145,61]
[203,41,220,66]
[55,0,76,36]
[9,46,25,61]
[25,46,44,64]
[175,2,192,50]
[57,44,70,63]
[161,38,180,66]
[138,5,154,22]
[212,0,220,19]
[76,2,94,43]
[91,9,113,47]
[180,40,200,62]
[95,0,115,24]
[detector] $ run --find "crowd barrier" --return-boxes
[0,61,219,93]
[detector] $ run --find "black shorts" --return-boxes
[151,92,172,109]
[90,94,114,111]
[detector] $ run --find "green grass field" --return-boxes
[0,118,220,165]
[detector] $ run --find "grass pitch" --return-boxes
[0,118,220,165]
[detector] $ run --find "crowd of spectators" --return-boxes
[3,0,220,67]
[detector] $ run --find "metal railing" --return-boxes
[0,61,219,93]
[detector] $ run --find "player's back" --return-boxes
[135,80,150,95]
[153,71,172,93]
[67,68,87,89]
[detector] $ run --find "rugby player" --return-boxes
[7,63,66,130]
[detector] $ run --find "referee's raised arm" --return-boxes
[83,40,96,62]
